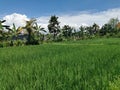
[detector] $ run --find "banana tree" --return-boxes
[0,20,11,41]
[33,22,46,41]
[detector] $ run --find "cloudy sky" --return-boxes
[0,0,120,28]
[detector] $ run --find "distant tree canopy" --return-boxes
[62,25,73,38]
[48,15,60,41]
[108,18,119,29]
[0,16,120,47]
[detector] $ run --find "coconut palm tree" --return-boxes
[23,19,36,44]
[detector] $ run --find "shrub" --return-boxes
[13,40,25,46]
[2,41,11,47]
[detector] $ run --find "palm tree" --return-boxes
[8,23,18,40]
[33,23,46,42]
[48,15,60,41]
[23,19,36,44]
[0,20,11,41]
[34,22,46,34]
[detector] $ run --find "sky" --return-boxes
[0,0,120,28]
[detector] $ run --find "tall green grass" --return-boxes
[54,38,120,45]
[0,38,120,90]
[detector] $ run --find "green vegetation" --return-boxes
[1,16,120,47]
[0,14,120,90]
[0,38,120,90]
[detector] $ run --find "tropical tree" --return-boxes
[85,26,93,36]
[108,18,119,29]
[100,24,112,36]
[116,22,120,33]
[92,23,100,35]
[78,26,85,39]
[23,19,38,45]
[8,23,18,40]
[0,20,11,41]
[107,18,119,34]
[48,15,60,41]
[62,25,73,38]
[33,23,46,42]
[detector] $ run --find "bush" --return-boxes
[115,32,120,38]
[26,39,39,45]
[0,42,3,48]
[13,40,25,46]
[0,41,15,48]
[2,41,11,47]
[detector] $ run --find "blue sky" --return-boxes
[1,0,120,29]
[0,0,120,17]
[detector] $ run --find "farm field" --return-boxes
[0,38,120,90]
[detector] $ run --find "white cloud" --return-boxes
[2,8,120,29]
[3,13,29,28]
[37,8,120,29]
[36,16,49,30]
[59,8,120,28]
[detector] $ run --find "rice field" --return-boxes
[0,38,120,90]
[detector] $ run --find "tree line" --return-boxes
[0,15,120,47]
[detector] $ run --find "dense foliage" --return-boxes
[0,16,120,47]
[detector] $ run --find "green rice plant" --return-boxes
[0,38,120,89]
[109,76,120,90]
